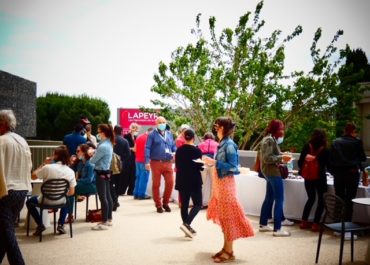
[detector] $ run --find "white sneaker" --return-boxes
[180,224,193,238]
[273,230,291,237]
[281,219,294,226]
[105,220,113,227]
[259,225,274,232]
[91,224,109,231]
[334,232,357,241]
[268,219,274,224]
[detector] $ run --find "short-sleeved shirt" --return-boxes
[35,163,76,205]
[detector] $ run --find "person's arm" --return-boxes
[145,132,153,165]
[215,143,239,172]
[297,144,309,170]
[67,186,75,196]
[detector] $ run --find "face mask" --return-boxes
[96,134,101,141]
[133,131,139,136]
[78,156,84,160]
[157,124,166,131]
[276,137,284,145]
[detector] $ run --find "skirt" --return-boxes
[207,170,255,241]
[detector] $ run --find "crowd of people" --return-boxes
[0,108,369,264]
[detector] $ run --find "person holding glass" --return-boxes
[258,119,292,237]
[203,117,254,263]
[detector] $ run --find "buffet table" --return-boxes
[235,171,370,223]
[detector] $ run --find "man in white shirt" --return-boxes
[0,109,32,265]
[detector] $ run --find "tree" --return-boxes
[332,46,370,136]
[36,93,110,140]
[151,1,343,150]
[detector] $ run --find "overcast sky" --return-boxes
[1,0,369,124]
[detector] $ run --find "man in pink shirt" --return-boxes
[133,128,153,200]
[197,132,219,208]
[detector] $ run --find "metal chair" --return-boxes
[315,193,370,264]
[26,179,73,242]
[74,191,99,221]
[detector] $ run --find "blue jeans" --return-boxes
[260,176,284,231]
[133,162,150,198]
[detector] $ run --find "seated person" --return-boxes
[26,146,76,235]
[69,144,97,214]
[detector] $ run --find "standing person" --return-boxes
[330,123,367,223]
[298,129,330,232]
[197,132,218,208]
[134,128,152,200]
[124,123,139,195]
[85,124,97,148]
[203,117,254,263]
[90,124,114,230]
[112,125,130,209]
[175,124,190,148]
[145,116,176,213]
[63,124,87,155]
[0,109,32,265]
[258,119,292,237]
[27,146,76,235]
[175,129,203,238]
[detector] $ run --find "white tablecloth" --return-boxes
[235,172,370,223]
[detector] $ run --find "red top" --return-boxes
[176,135,186,148]
[135,133,149,163]
[198,139,219,156]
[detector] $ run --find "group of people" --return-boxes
[0,107,368,264]
[257,119,367,240]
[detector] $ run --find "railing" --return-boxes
[27,140,62,170]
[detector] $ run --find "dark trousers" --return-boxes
[333,169,360,221]
[0,190,27,265]
[302,180,325,223]
[96,176,113,222]
[179,190,202,226]
[123,155,136,195]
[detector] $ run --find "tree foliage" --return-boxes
[36,93,110,140]
[151,1,344,150]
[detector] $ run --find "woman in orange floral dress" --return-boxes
[203,117,254,263]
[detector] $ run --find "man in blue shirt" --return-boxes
[63,124,87,155]
[145,116,176,213]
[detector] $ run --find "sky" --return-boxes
[0,0,369,124]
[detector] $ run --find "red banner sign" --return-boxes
[118,108,158,133]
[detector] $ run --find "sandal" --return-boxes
[213,249,235,263]
[212,249,225,259]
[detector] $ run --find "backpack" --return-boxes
[110,152,122,175]
[301,144,323,180]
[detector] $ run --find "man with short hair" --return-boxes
[0,109,32,265]
[145,117,176,213]
[330,122,367,222]
[63,124,87,155]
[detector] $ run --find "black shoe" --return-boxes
[186,224,197,235]
[180,223,193,238]
[57,225,66,234]
[33,225,46,236]
[139,195,151,200]
[163,205,171,212]
[156,207,164,213]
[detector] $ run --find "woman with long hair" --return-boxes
[203,117,254,263]
[90,124,115,230]
[298,128,329,232]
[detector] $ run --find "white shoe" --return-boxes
[105,220,113,227]
[268,219,274,224]
[180,224,193,238]
[334,232,357,241]
[92,224,109,231]
[273,230,291,237]
[259,225,274,232]
[281,219,294,226]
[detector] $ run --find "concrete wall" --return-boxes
[0,70,37,137]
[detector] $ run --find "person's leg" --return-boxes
[139,163,150,197]
[313,182,325,224]
[106,179,113,221]
[96,176,108,222]
[0,190,27,265]
[345,170,360,221]
[213,234,234,262]
[333,172,346,200]
[133,162,141,198]
[58,196,73,226]
[26,196,42,226]
[162,162,174,207]
[179,191,190,224]
[268,176,284,231]
[110,175,118,205]
[150,161,163,208]
[302,180,316,221]
[186,190,202,225]
[127,156,136,195]
[260,179,274,226]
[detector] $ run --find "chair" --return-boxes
[74,192,99,221]
[315,193,370,265]
[26,179,73,242]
